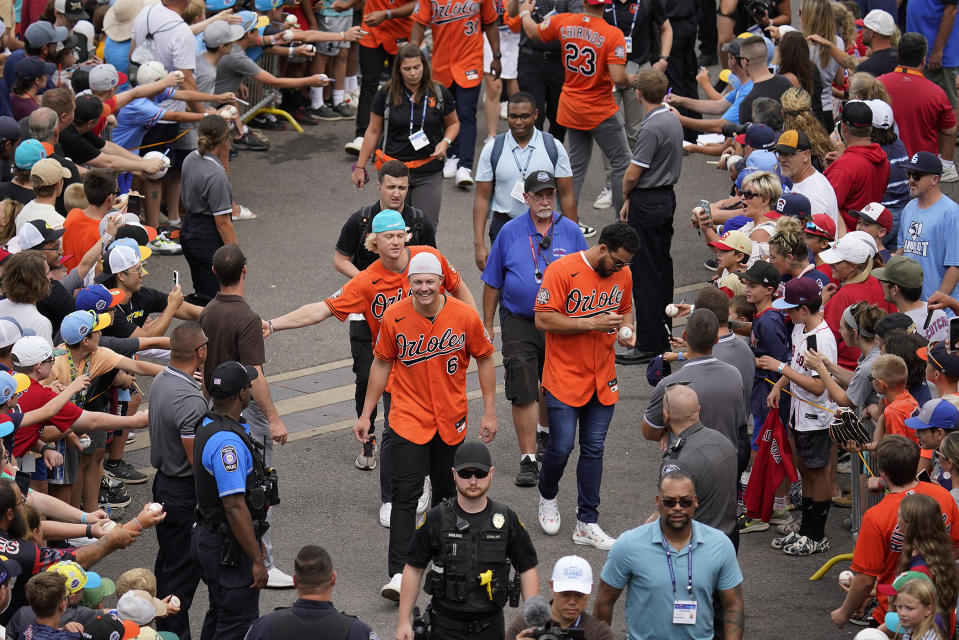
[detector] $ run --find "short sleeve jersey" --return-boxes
[45,347,123,390]
[112,90,175,150]
[788,321,838,432]
[883,391,922,447]
[411,0,497,88]
[325,246,461,340]
[0,531,76,626]
[536,13,626,131]
[534,251,632,407]
[373,296,494,445]
[335,205,438,271]
[61,208,103,272]
[11,381,83,458]
[361,0,414,54]
[199,417,253,497]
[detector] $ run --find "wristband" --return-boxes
[288,46,294,59]
[268,320,275,334]
[340,31,345,40]
[133,517,143,531]
[41,443,55,453]
[81,512,87,524]
[676,352,686,362]
[386,8,391,17]
[777,362,786,374]
[442,137,452,145]
[520,9,531,18]
[492,52,502,59]
[658,55,668,62]
[85,524,93,538]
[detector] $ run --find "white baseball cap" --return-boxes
[862,9,896,36]
[407,252,443,277]
[550,555,593,595]
[0,317,26,348]
[819,230,878,265]
[136,60,166,86]
[116,589,167,625]
[865,99,894,130]
[11,336,52,367]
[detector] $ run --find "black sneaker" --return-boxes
[292,106,318,126]
[104,459,148,485]
[515,458,539,487]
[704,257,718,271]
[249,114,286,130]
[309,104,341,121]
[536,431,549,462]
[233,132,270,151]
[331,102,356,119]
[99,478,131,507]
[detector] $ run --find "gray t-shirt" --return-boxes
[148,364,209,478]
[195,52,217,99]
[660,422,739,536]
[214,44,261,95]
[630,105,684,189]
[847,344,881,411]
[180,150,233,217]
[713,331,755,419]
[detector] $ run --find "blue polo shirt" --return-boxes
[482,212,587,318]
[199,417,253,497]
[475,129,573,218]
[601,520,743,640]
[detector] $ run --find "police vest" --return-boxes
[425,499,515,617]
[269,606,355,640]
[193,412,278,534]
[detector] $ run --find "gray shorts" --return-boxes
[83,431,109,453]
[315,13,352,56]
[792,428,831,469]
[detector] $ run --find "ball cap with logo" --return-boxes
[734,123,777,150]
[872,255,923,290]
[453,441,492,472]
[61,310,112,345]
[96,245,142,283]
[852,202,893,232]
[210,361,258,398]
[772,277,822,310]
[17,219,65,251]
[769,192,812,219]
[551,555,593,594]
[917,341,959,378]
[707,230,752,256]
[88,64,129,92]
[840,100,873,128]
[877,570,934,597]
[525,170,556,194]
[904,398,959,431]
[14,139,46,170]
[0,371,30,406]
[736,260,780,289]
[864,99,895,130]
[0,554,22,587]
[47,560,101,595]
[54,0,89,21]
[407,252,443,277]
[818,230,877,265]
[371,209,406,233]
[773,129,811,154]
[81,613,140,640]
[75,284,124,313]
[805,214,836,240]
[906,151,943,175]
[11,335,53,367]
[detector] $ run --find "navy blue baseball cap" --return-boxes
[770,192,812,219]
[905,151,943,176]
[645,355,671,387]
[905,398,959,431]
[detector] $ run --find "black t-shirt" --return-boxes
[0,530,76,625]
[335,203,437,271]
[36,279,75,337]
[371,85,456,167]
[856,48,898,77]
[606,0,667,64]
[739,74,794,124]
[0,181,33,206]
[58,125,105,166]
[103,287,169,338]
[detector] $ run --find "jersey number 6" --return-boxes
[564,43,596,76]
[447,357,458,375]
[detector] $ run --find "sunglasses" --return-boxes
[660,496,695,508]
[906,171,930,182]
[195,340,209,352]
[456,468,489,480]
[740,190,758,200]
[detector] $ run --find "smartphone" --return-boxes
[807,334,818,352]
[173,270,179,288]
[950,317,959,353]
[699,199,712,225]
[917,468,932,484]
[127,193,142,216]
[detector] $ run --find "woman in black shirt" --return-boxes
[351,43,459,228]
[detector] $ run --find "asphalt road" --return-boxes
[88,101,959,640]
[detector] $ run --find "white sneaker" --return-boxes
[443,156,459,178]
[592,187,613,209]
[941,163,959,183]
[381,572,402,601]
[379,502,391,528]
[538,496,561,535]
[232,205,257,221]
[266,566,294,588]
[573,520,617,550]
[455,166,474,186]
[417,477,432,515]
[344,136,364,155]
[148,232,182,255]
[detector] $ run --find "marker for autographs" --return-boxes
[235,97,250,106]
[925,308,933,330]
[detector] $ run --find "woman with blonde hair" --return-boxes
[936,430,959,505]
[800,0,844,118]
[849,71,892,102]
[697,171,781,263]
[781,87,834,166]
[0,199,23,247]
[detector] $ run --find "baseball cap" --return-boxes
[707,230,752,256]
[81,614,139,640]
[805,214,836,240]
[770,192,812,219]
[841,100,873,128]
[525,170,556,193]
[860,9,896,35]
[74,94,104,125]
[108,238,152,262]
[865,99,894,130]
[852,202,893,232]
[0,317,26,348]
[0,371,30,403]
[877,570,934,597]
[205,20,245,48]
[61,310,112,345]
[47,560,96,595]
[551,555,593,595]
[206,0,236,10]
[645,354,671,386]
[88,64,128,92]
[0,555,22,587]
[905,398,959,431]
[17,219,65,250]
[136,61,167,86]
[55,0,89,20]
[24,21,69,47]
[14,56,56,82]
[80,576,116,608]
[453,441,492,472]
[11,336,52,367]
[114,215,158,245]
[735,168,757,192]
[117,589,167,625]
[30,158,71,186]
[255,0,282,8]
[737,261,780,288]
[73,20,95,54]
[721,36,745,57]
[819,231,877,265]
[371,209,406,233]
[918,341,959,378]
[906,151,943,175]
[772,277,822,310]
[237,10,266,32]
[14,139,47,170]
[876,312,917,338]
[773,130,811,154]
[210,361,258,398]
[75,284,123,313]
[101,245,142,276]
[407,252,443,277]
[743,149,779,174]
[0,117,20,144]
[872,255,923,290]
[104,0,146,42]
[736,123,777,150]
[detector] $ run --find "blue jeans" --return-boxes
[448,82,481,170]
[539,390,615,524]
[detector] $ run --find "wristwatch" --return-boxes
[657,55,669,62]
[492,53,502,59]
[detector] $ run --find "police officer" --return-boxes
[397,442,539,640]
[191,360,281,640]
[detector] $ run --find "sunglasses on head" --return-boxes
[456,468,489,480]
[660,496,695,508]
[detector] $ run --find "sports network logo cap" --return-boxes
[524,170,556,194]
[0,371,29,404]
[551,555,593,594]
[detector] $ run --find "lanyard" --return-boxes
[662,532,694,599]
[65,350,92,406]
[407,91,428,135]
[894,65,924,77]
[607,1,639,35]
[528,216,557,271]
[511,144,535,179]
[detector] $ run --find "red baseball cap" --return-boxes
[805,214,836,240]
[852,202,893,232]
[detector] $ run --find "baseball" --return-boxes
[146,502,163,515]
[169,596,180,608]
[619,326,632,341]
[220,106,238,119]
[101,520,117,533]
[665,304,679,317]
[282,30,294,41]
[839,570,854,587]
[77,435,91,449]
[143,151,171,180]
[285,13,297,23]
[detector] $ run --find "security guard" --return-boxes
[191,361,281,640]
[397,442,539,640]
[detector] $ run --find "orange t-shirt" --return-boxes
[61,208,104,272]
[94,96,119,137]
[883,391,931,460]
[325,246,461,340]
[536,12,627,131]
[411,0,497,88]
[374,296,494,445]
[534,251,632,407]
[360,0,413,54]
[850,482,959,623]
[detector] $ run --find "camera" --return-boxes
[527,623,585,640]
[745,0,771,23]
[722,122,750,138]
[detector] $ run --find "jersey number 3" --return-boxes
[564,42,596,76]
[464,18,477,35]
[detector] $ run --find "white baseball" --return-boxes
[173,70,184,82]
[78,435,91,449]
[619,326,632,340]
[146,502,163,515]
[169,596,180,608]
[282,30,294,41]
[665,304,679,317]
[285,13,297,22]
[101,520,117,532]
[839,570,854,587]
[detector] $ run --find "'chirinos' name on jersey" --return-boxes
[559,25,606,47]
[397,328,467,365]
[565,285,625,316]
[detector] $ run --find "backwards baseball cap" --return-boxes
[906,151,943,175]
[88,64,128,92]
[819,230,877,265]
[136,61,167,86]
[736,123,777,150]
[14,139,47,170]
[210,361,258,398]
[877,571,934,597]
[905,398,959,431]
[805,214,836,240]
[47,560,99,595]
[407,252,443,277]
[30,158,71,186]
[875,312,917,338]
[205,20,245,48]
[17,219,64,250]
[113,213,158,245]
[737,261,780,289]
[865,99,895,130]
[918,341,959,378]
[0,317,27,348]
[525,170,556,194]
[872,255,923,290]
[721,35,747,57]
[80,614,139,640]
[237,10,267,32]
[772,277,822,310]
[79,576,116,608]
[841,100,873,128]
[100,244,142,276]
[771,192,812,219]
[0,117,20,144]
[371,209,406,233]
[117,589,167,625]
[108,238,152,262]
[707,230,752,256]
[859,8,896,35]
[15,56,56,82]
[773,129,811,154]
[453,441,492,472]
[61,310,111,345]
[551,555,593,595]
[0,371,30,404]
[75,284,123,313]
[24,21,69,47]
[11,335,52,367]
[54,0,89,21]
[853,202,893,232]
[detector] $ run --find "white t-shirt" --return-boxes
[789,319,839,432]
[0,300,52,346]
[14,201,65,233]
[791,169,839,225]
[810,37,842,112]
[904,304,949,343]
[132,4,196,114]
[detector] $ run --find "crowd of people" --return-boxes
[0,0,952,635]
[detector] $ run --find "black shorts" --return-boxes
[501,311,545,406]
[792,428,832,469]
[139,122,191,171]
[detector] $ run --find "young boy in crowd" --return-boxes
[6,561,101,638]
[852,203,893,264]
[905,397,959,490]
[870,354,926,472]
[22,572,83,638]
[708,230,752,297]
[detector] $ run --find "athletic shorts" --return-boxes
[316,14,352,56]
[483,28,519,79]
[792,428,831,469]
[501,312,544,406]
[139,122,191,171]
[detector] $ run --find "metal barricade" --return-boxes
[238,51,304,133]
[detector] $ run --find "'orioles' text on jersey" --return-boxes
[534,251,632,406]
[412,0,497,88]
[324,246,461,339]
[374,296,495,445]
[536,12,627,131]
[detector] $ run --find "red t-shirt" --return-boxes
[11,380,82,458]
[880,67,958,156]
[823,276,896,370]
[61,208,103,272]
